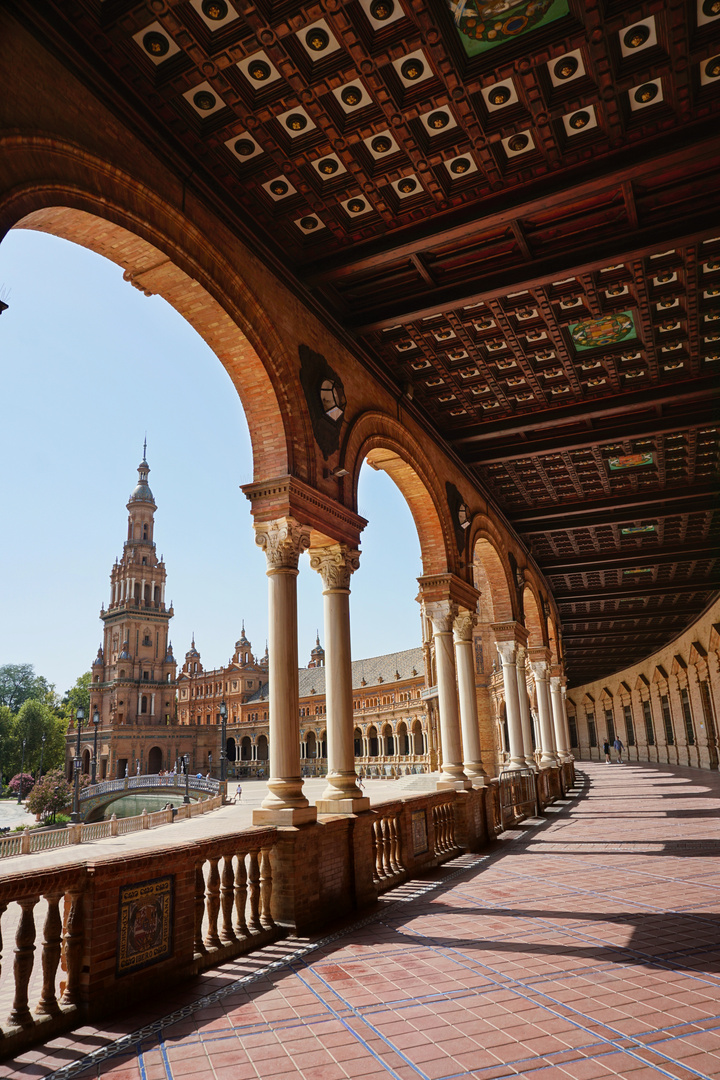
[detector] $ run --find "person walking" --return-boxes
[235,783,242,803]
[613,736,624,763]
[603,739,611,764]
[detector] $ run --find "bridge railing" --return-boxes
[80,773,221,802]
[0,794,224,860]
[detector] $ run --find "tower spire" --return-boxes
[143,434,147,462]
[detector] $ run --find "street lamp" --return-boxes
[17,738,27,803]
[92,707,100,784]
[38,732,47,783]
[183,753,190,804]
[208,751,213,777]
[219,700,228,783]
[70,706,85,823]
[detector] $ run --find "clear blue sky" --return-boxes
[0,229,423,698]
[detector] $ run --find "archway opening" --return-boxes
[256,734,268,761]
[148,746,162,774]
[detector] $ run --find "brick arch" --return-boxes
[523,584,545,648]
[471,530,515,623]
[344,412,455,576]
[0,138,311,482]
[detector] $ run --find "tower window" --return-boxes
[143,525,148,540]
[142,557,147,566]
[143,670,149,681]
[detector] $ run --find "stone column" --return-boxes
[530,658,558,768]
[561,685,574,760]
[550,676,569,760]
[253,518,316,826]
[425,601,470,789]
[495,641,526,770]
[310,544,369,814]
[453,610,487,783]
[516,646,537,769]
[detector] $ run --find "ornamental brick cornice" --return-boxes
[491,621,528,646]
[242,475,367,548]
[417,573,479,613]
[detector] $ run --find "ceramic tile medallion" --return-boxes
[117,875,174,976]
[448,0,569,57]
[568,310,637,351]
[411,808,429,854]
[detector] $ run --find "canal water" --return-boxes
[100,793,187,819]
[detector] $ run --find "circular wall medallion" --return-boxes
[705,57,720,79]
[488,85,511,105]
[248,60,271,81]
[634,82,658,104]
[371,135,392,154]
[299,216,318,230]
[341,85,363,107]
[347,198,366,214]
[624,24,650,49]
[401,58,424,81]
[508,133,529,152]
[450,157,471,174]
[398,178,417,194]
[554,55,578,80]
[202,0,228,18]
[269,180,288,196]
[318,157,339,175]
[370,0,394,18]
[234,138,255,156]
[306,28,329,51]
[143,31,169,57]
[193,90,217,111]
[286,113,307,131]
[569,110,590,129]
[703,0,720,15]
[427,110,449,129]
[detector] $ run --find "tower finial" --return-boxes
[143,434,147,461]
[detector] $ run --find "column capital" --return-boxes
[453,609,477,643]
[496,640,518,665]
[255,517,311,571]
[425,599,458,634]
[550,675,563,693]
[530,658,550,680]
[309,544,360,591]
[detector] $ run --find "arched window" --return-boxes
[141,695,148,714]
[143,524,148,540]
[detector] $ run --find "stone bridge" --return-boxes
[80,774,221,822]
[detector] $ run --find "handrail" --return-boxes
[80,773,220,802]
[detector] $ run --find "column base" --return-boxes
[316,796,370,815]
[252,805,318,826]
[436,777,472,791]
[464,763,490,786]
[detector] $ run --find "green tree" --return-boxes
[0,664,56,712]
[27,769,71,823]
[0,704,15,786]
[15,699,67,777]
[60,672,91,727]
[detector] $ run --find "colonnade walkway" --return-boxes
[3,761,720,1080]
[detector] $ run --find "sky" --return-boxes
[0,229,423,698]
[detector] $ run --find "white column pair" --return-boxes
[495,640,564,769]
[252,521,368,825]
[424,601,485,790]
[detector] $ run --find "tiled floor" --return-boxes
[2,761,720,1080]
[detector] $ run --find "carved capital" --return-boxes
[255,517,310,571]
[309,544,360,590]
[550,676,563,693]
[453,609,477,643]
[530,659,549,681]
[496,640,517,666]
[425,599,458,634]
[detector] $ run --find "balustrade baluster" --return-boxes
[234,854,248,936]
[220,856,236,944]
[205,858,221,949]
[60,890,83,1007]
[193,864,207,955]
[381,819,392,876]
[9,897,39,1026]
[259,848,274,928]
[36,894,63,1015]
[371,821,382,880]
[247,850,261,931]
[389,818,400,873]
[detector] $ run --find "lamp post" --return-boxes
[70,706,85,823]
[208,751,212,777]
[17,738,27,803]
[38,732,46,783]
[183,754,190,804]
[219,700,228,783]
[92,707,100,784]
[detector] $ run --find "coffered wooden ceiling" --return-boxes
[13,0,720,686]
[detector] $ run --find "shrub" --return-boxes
[26,769,72,822]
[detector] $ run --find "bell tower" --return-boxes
[86,445,177,778]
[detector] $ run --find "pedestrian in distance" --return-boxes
[603,739,611,764]
[614,736,624,763]
[235,783,242,803]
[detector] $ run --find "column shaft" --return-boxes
[550,677,568,760]
[516,648,537,769]
[454,612,486,782]
[496,642,526,770]
[426,602,470,790]
[531,661,558,768]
